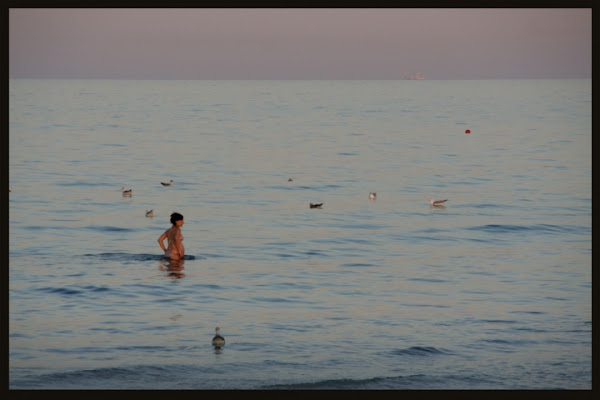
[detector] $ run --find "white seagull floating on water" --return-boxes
[161,180,173,186]
[428,198,448,207]
[122,186,132,196]
[212,327,225,349]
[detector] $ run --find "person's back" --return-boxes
[158,212,185,260]
[165,226,184,259]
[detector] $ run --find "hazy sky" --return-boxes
[9,8,592,79]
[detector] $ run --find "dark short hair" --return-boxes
[170,212,184,225]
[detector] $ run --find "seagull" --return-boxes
[428,198,448,207]
[212,327,225,349]
[369,192,376,200]
[122,186,132,196]
[145,209,154,217]
[310,203,323,209]
[161,180,173,186]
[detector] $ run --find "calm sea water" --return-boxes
[8,79,591,390]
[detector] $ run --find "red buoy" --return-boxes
[465,129,471,134]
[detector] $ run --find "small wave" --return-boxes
[303,250,330,257]
[271,184,343,191]
[37,287,83,296]
[264,376,391,390]
[392,346,448,356]
[250,296,297,304]
[481,338,525,346]
[418,228,446,234]
[10,365,177,389]
[406,277,450,283]
[85,225,136,232]
[466,223,579,235]
[58,181,112,187]
[462,237,497,244]
[274,253,295,258]
[264,241,296,247]
[23,225,60,231]
[480,319,518,324]
[82,253,196,261]
[405,303,451,308]
[335,223,384,230]
[36,284,118,299]
[471,203,501,208]
[339,263,374,268]
[263,372,497,390]
[11,363,514,390]
[510,310,546,315]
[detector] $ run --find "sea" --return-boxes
[8,79,591,390]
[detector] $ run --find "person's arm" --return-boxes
[158,231,168,252]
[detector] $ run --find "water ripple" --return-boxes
[391,346,449,356]
[466,224,584,235]
[82,252,196,261]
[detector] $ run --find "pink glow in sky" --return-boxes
[9,8,592,79]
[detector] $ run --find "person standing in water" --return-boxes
[158,212,185,260]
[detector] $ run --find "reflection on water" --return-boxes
[159,258,185,279]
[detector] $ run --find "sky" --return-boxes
[8,8,592,80]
